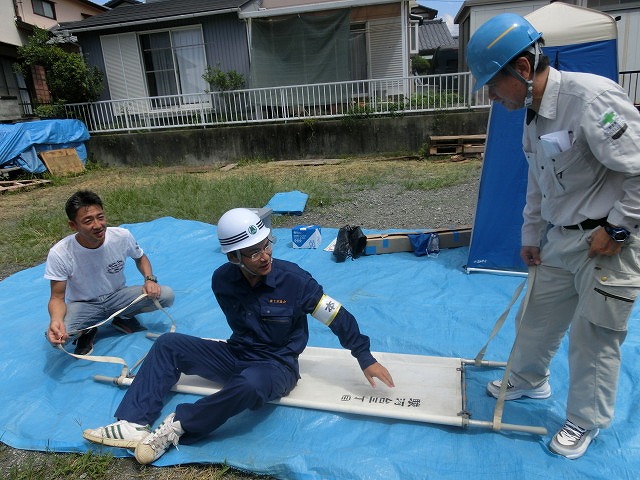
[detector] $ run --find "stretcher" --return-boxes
[94,346,544,435]
[71,277,547,436]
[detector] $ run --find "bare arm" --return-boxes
[134,254,161,299]
[47,280,68,344]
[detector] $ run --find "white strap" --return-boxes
[66,293,148,336]
[57,296,177,377]
[491,266,536,431]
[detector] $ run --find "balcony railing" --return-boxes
[63,72,492,133]
[619,70,640,107]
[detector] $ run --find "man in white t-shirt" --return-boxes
[45,190,174,355]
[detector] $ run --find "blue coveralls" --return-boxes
[115,258,376,442]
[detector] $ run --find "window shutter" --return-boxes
[100,33,146,100]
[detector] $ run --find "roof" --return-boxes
[418,19,457,52]
[60,0,251,32]
[103,0,142,8]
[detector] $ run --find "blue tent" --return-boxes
[466,3,619,274]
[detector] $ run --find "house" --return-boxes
[454,0,640,80]
[60,0,422,104]
[0,0,106,121]
[416,18,458,74]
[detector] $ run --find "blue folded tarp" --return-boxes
[265,190,309,215]
[0,119,90,173]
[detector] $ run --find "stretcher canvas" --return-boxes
[100,347,467,428]
[1,217,640,479]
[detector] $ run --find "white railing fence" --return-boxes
[620,70,640,106]
[64,72,492,133]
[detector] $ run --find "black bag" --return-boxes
[333,225,366,262]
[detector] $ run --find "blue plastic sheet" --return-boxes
[1,218,639,479]
[265,190,308,215]
[0,119,90,173]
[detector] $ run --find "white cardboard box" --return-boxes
[292,225,322,249]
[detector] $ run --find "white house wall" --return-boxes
[0,2,22,47]
[608,9,640,71]
[467,1,547,34]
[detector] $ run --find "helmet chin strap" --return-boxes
[234,251,272,277]
[504,42,541,108]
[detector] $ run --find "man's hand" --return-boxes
[588,227,623,258]
[143,280,161,299]
[520,245,541,266]
[47,318,68,345]
[363,362,395,388]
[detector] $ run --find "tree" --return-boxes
[15,27,103,108]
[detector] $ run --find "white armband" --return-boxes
[311,294,342,326]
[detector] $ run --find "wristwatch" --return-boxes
[604,224,630,243]
[144,274,158,283]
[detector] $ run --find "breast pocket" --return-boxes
[547,142,598,195]
[260,304,294,346]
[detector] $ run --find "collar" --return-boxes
[536,66,561,121]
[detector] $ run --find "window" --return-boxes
[139,27,207,99]
[32,0,56,19]
[409,20,420,55]
[350,24,368,81]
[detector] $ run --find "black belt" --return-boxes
[562,218,607,230]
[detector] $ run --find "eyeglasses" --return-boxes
[241,238,275,261]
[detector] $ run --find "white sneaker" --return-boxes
[486,379,551,400]
[134,412,184,465]
[82,420,150,448]
[550,420,599,459]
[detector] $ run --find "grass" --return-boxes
[0,155,481,479]
[0,157,480,278]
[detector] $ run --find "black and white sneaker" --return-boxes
[111,316,146,334]
[550,420,599,459]
[486,378,551,400]
[73,327,97,355]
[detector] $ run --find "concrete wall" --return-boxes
[87,110,489,166]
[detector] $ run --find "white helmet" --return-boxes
[217,208,271,253]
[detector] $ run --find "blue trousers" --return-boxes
[115,333,298,441]
[64,285,175,334]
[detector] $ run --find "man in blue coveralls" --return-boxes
[83,208,395,464]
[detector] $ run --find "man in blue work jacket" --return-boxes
[83,208,395,464]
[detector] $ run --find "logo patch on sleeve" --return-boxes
[600,110,628,140]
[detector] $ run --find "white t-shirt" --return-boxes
[44,227,144,302]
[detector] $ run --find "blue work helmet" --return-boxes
[467,13,542,92]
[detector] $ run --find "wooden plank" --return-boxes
[39,148,85,176]
[429,134,486,143]
[0,179,51,193]
[274,159,342,167]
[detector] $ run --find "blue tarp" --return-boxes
[1,217,640,479]
[0,119,90,173]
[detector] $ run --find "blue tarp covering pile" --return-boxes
[0,119,90,173]
[1,218,639,479]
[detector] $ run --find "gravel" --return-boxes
[273,181,479,231]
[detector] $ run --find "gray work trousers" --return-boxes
[510,225,640,429]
